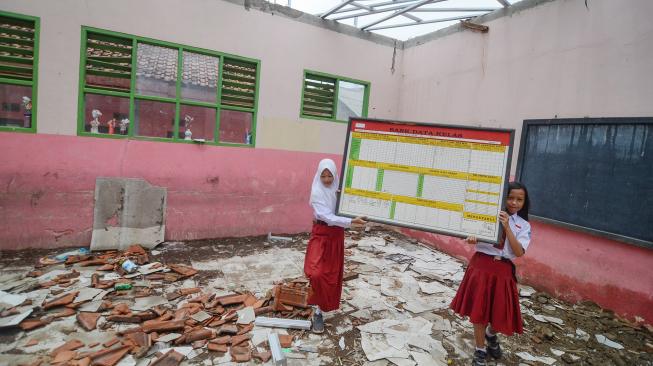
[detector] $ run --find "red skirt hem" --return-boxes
[304,223,345,312]
[450,252,523,335]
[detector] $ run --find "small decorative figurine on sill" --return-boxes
[245,128,252,145]
[90,109,102,134]
[184,114,194,140]
[107,118,117,135]
[119,118,129,135]
[22,96,32,128]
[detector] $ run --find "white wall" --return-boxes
[4,0,652,160]
[1,0,402,154]
[398,0,653,172]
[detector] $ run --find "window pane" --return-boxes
[336,81,365,121]
[84,94,130,135]
[219,110,252,144]
[302,74,335,119]
[134,99,175,138]
[0,84,32,127]
[220,59,257,109]
[0,16,36,82]
[181,51,218,103]
[136,43,178,98]
[179,104,215,141]
[85,33,132,92]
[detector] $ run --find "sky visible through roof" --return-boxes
[274,0,523,41]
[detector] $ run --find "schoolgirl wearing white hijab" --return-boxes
[305,158,365,333]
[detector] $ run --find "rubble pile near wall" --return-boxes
[0,243,316,365]
[0,229,652,366]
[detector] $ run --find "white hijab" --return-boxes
[309,158,339,213]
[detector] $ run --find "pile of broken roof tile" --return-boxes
[0,244,313,365]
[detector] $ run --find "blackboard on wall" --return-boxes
[516,118,653,248]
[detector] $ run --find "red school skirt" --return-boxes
[450,252,523,335]
[304,222,345,312]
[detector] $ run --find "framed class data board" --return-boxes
[337,118,515,244]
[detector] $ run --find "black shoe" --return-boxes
[485,333,502,359]
[312,312,324,334]
[472,349,488,366]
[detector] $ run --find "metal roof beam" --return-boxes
[361,0,444,30]
[320,0,357,19]
[350,1,372,11]
[409,7,498,12]
[329,0,420,17]
[366,14,473,31]
[403,13,423,22]
[331,1,420,21]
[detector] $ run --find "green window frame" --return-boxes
[300,69,370,123]
[0,11,39,133]
[77,27,260,147]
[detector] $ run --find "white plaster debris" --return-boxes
[417,281,453,295]
[575,328,590,341]
[0,290,26,310]
[361,332,410,361]
[74,287,104,303]
[0,232,637,366]
[516,352,557,365]
[132,296,168,311]
[236,306,255,324]
[357,237,386,247]
[532,314,564,325]
[410,350,447,366]
[156,333,182,343]
[596,334,624,349]
[519,285,537,297]
[191,310,212,323]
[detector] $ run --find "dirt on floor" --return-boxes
[0,227,652,366]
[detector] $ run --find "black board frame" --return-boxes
[515,117,653,249]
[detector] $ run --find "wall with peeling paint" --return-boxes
[397,0,653,324]
[0,132,340,249]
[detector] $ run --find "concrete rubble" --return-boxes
[0,227,651,365]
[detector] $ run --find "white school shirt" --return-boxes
[476,213,531,260]
[312,200,352,228]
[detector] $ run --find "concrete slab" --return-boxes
[91,178,167,251]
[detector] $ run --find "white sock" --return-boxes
[476,346,486,353]
[485,326,496,337]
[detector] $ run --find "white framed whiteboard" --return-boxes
[337,118,514,244]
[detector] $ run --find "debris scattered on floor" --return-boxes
[0,227,651,365]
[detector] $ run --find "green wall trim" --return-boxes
[389,201,396,220]
[417,174,424,197]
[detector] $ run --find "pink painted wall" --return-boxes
[0,132,341,250]
[401,222,653,324]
